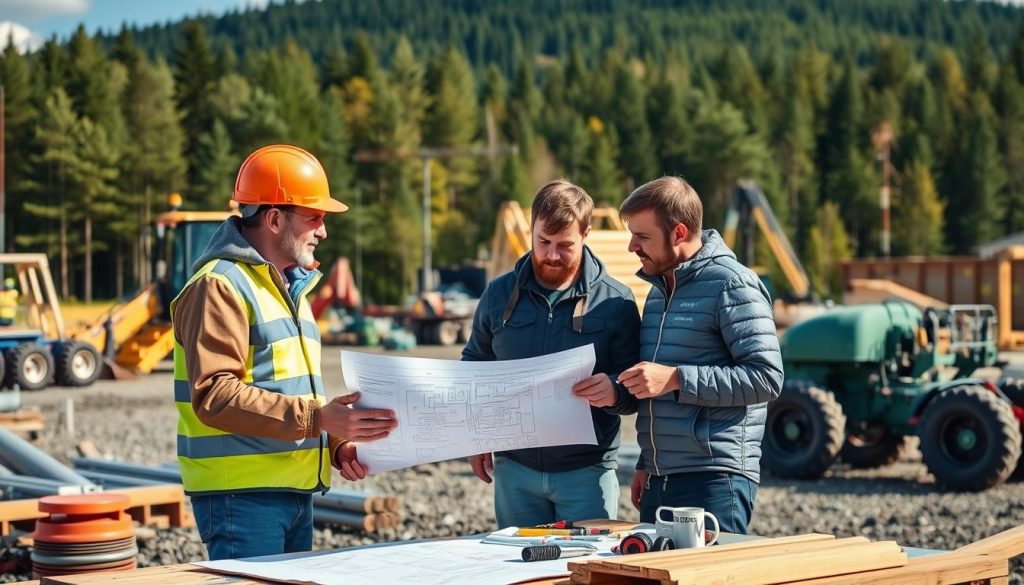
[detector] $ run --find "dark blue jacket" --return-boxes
[609,230,783,482]
[462,246,641,472]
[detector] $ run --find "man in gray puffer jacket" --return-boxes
[605,176,783,534]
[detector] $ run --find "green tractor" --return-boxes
[764,301,1023,491]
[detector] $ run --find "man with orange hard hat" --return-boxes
[171,145,398,560]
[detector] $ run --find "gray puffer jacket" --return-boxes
[610,230,783,482]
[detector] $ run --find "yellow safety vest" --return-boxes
[171,259,330,495]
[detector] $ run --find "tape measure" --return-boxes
[616,532,675,555]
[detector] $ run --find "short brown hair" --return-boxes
[619,176,702,236]
[531,179,594,234]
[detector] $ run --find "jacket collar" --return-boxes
[501,245,605,333]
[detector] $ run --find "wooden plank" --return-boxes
[780,552,1005,585]
[672,540,906,585]
[645,537,877,580]
[955,525,1024,560]
[574,533,837,576]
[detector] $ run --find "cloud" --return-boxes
[0,0,89,23]
[0,21,43,53]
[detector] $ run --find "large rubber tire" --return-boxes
[56,341,101,387]
[840,426,906,469]
[6,342,54,391]
[919,385,1022,491]
[435,321,460,346]
[762,383,846,479]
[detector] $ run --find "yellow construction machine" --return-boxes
[69,208,233,377]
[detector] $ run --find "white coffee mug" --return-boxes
[655,506,720,548]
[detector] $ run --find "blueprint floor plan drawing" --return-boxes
[340,345,598,474]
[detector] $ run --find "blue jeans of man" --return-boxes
[492,455,619,528]
[638,471,758,534]
[191,491,313,560]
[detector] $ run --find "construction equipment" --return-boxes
[69,209,232,377]
[722,180,826,327]
[0,254,102,398]
[841,246,1024,350]
[763,301,1023,491]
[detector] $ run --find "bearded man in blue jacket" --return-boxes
[463,179,641,528]
[606,176,783,534]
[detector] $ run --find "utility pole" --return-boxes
[354,144,517,294]
[872,121,894,258]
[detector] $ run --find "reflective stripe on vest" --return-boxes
[171,259,329,495]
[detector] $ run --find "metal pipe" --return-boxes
[72,458,181,483]
[0,428,94,486]
[313,508,375,532]
[314,490,383,514]
[0,475,95,498]
[75,470,165,488]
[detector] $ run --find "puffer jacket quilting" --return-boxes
[610,229,783,482]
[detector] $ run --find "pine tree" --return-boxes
[609,59,657,187]
[804,202,852,299]
[0,39,36,250]
[579,116,622,205]
[423,46,480,200]
[946,92,1006,252]
[248,41,323,147]
[174,21,217,183]
[66,25,127,148]
[892,160,944,255]
[121,58,187,288]
[193,119,236,210]
[993,67,1024,235]
[646,69,689,176]
[25,89,79,298]
[68,117,120,302]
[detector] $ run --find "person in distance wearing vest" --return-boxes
[172,145,398,560]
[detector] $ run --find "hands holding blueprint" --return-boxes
[340,345,598,474]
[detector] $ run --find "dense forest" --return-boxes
[2,0,1024,304]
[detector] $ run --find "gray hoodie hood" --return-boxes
[191,217,268,274]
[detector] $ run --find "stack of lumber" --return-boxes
[564,527,1024,585]
[568,534,909,585]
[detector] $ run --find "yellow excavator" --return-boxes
[69,204,234,377]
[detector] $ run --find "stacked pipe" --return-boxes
[0,475,103,499]
[72,458,401,533]
[0,428,96,487]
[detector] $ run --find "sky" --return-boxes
[0,0,271,52]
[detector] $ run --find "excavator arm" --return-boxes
[723,180,813,302]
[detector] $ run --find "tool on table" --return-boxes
[516,527,611,537]
[613,531,675,555]
[521,545,595,562]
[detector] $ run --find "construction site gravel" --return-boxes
[5,344,1024,583]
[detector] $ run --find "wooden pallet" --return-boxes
[0,485,194,537]
[0,410,44,436]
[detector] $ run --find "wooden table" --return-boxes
[15,523,1024,585]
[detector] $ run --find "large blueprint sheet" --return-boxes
[340,345,598,474]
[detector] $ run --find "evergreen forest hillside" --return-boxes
[2,0,1024,303]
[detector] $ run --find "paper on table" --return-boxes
[340,345,598,474]
[196,535,618,585]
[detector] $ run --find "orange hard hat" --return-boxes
[233,145,348,213]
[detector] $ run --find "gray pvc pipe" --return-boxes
[0,428,94,486]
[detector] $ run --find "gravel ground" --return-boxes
[2,345,1023,583]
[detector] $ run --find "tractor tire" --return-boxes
[762,383,846,479]
[919,385,1022,491]
[56,341,101,387]
[840,427,905,469]
[457,319,473,344]
[5,342,54,391]
[436,321,460,346]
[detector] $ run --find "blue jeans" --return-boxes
[639,471,758,534]
[191,491,313,560]
[492,455,619,528]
